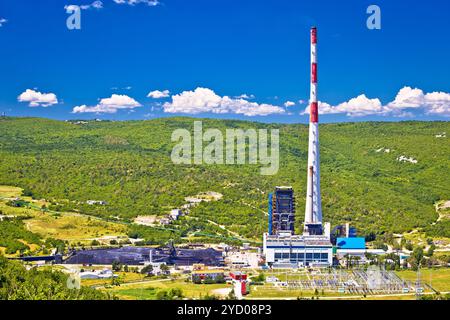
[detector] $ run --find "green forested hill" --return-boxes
[0,117,449,241]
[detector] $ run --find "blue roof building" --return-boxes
[336,237,366,249]
[335,237,367,266]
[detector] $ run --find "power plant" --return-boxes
[263,27,333,268]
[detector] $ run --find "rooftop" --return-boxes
[336,237,366,249]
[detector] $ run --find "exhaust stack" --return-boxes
[304,27,323,236]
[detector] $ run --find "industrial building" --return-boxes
[335,237,367,261]
[79,268,117,279]
[263,27,333,268]
[268,186,296,234]
[191,264,225,283]
[64,246,224,266]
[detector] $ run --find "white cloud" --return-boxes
[302,94,382,117]
[0,18,7,27]
[235,94,255,99]
[147,89,170,99]
[18,89,58,107]
[72,94,142,114]
[65,1,103,11]
[113,0,160,6]
[284,101,295,107]
[111,86,132,90]
[301,86,450,117]
[82,1,103,9]
[423,91,450,115]
[163,87,285,116]
[385,87,450,116]
[386,87,425,109]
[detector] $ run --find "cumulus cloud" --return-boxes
[72,94,141,114]
[163,87,285,117]
[423,91,450,115]
[0,18,7,27]
[284,101,295,107]
[301,86,450,117]
[385,87,450,116]
[18,89,58,107]
[147,90,170,99]
[302,95,382,117]
[113,0,160,6]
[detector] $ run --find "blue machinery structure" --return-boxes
[268,193,273,235]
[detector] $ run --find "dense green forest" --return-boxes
[0,219,41,254]
[0,255,110,300]
[0,117,449,242]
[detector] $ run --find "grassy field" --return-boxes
[82,271,147,287]
[104,278,231,300]
[395,268,450,292]
[24,211,127,243]
[0,185,128,246]
[0,185,22,198]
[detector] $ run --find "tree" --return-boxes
[204,276,215,284]
[111,260,122,272]
[405,241,414,251]
[192,275,202,284]
[160,263,169,274]
[227,289,236,300]
[0,255,111,300]
[215,274,225,284]
[426,244,436,257]
[141,264,153,275]
[410,247,424,270]
[156,288,183,300]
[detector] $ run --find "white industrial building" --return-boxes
[263,232,333,268]
[79,269,116,279]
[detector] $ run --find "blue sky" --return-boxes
[0,0,449,123]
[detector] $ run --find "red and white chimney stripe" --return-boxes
[310,27,318,123]
[304,26,322,233]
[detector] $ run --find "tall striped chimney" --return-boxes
[304,27,323,235]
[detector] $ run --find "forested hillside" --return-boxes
[0,117,449,241]
[0,256,110,300]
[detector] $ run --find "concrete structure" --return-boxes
[86,200,107,205]
[79,268,116,279]
[263,233,332,267]
[230,272,249,299]
[170,209,182,220]
[336,237,366,260]
[270,186,296,234]
[262,27,333,268]
[304,26,323,236]
[191,265,225,283]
